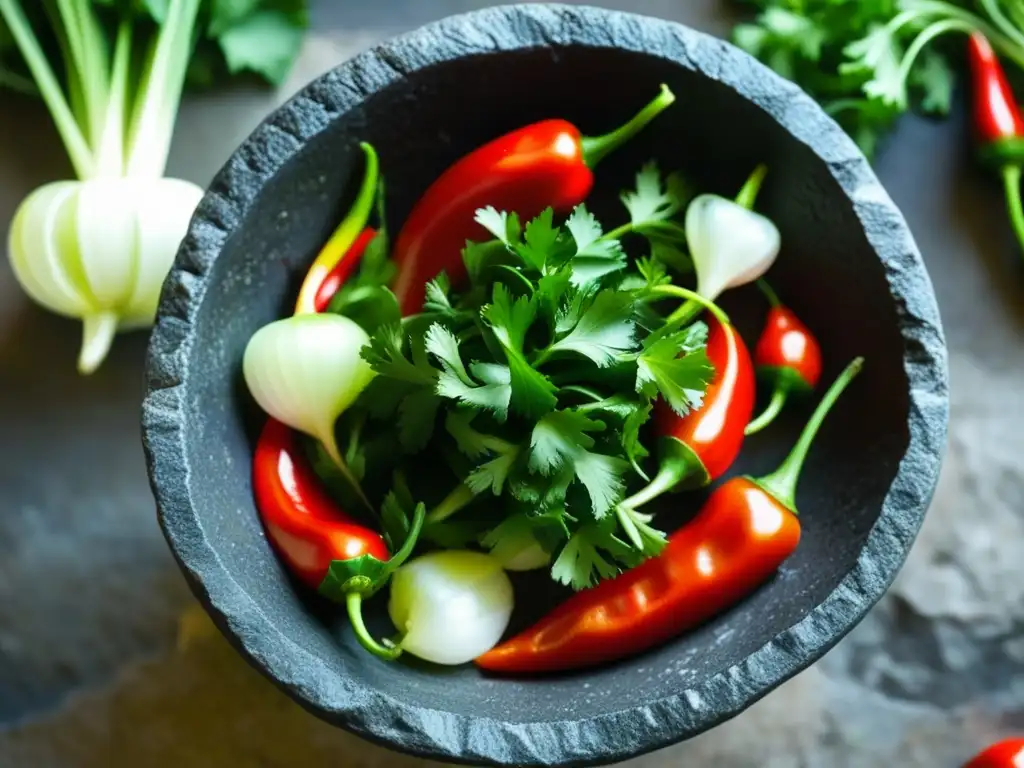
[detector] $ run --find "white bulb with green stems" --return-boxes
[2,0,206,374]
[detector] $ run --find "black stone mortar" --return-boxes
[141,4,950,766]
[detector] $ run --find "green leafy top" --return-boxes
[729,0,1013,158]
[326,162,718,592]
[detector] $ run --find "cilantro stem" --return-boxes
[602,219,686,243]
[1001,165,1024,256]
[906,1,1024,69]
[426,483,477,525]
[650,284,730,327]
[754,358,863,515]
[580,84,676,169]
[346,592,402,660]
[897,19,976,89]
[979,0,1024,49]
[0,0,95,178]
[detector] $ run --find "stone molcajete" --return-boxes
[140,4,949,766]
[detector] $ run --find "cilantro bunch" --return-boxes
[732,0,1024,158]
[326,164,716,591]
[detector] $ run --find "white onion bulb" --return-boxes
[388,550,514,665]
[8,177,203,373]
[685,193,781,302]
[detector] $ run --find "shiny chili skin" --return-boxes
[313,227,377,313]
[391,85,675,314]
[755,306,822,390]
[391,122,591,313]
[964,738,1024,768]
[968,32,1024,147]
[654,314,756,482]
[253,418,388,589]
[476,477,800,673]
[476,357,863,675]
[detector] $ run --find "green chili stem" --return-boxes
[1002,165,1024,255]
[426,483,477,525]
[744,386,788,436]
[345,592,401,660]
[754,357,863,514]
[581,84,676,169]
[620,460,685,510]
[650,284,729,327]
[388,502,425,571]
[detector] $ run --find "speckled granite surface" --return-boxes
[0,1,1021,766]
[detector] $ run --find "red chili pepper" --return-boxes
[967,32,1024,255]
[312,227,377,312]
[253,418,422,659]
[391,85,676,314]
[964,738,1024,768]
[475,357,863,674]
[745,280,822,436]
[618,301,756,515]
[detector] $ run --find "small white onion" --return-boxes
[685,193,781,302]
[242,313,375,468]
[8,177,204,374]
[388,550,514,665]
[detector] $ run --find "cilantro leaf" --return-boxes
[445,410,497,459]
[547,290,637,367]
[620,161,684,225]
[565,205,626,287]
[529,410,602,474]
[475,207,521,247]
[397,390,440,452]
[622,401,653,480]
[362,324,437,387]
[517,207,561,271]
[636,332,715,417]
[424,273,457,316]
[437,363,512,420]
[466,445,521,496]
[529,410,626,518]
[551,525,629,591]
[216,9,308,85]
[910,48,954,115]
[482,285,557,419]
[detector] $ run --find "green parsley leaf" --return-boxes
[547,289,637,367]
[397,390,440,453]
[910,48,954,115]
[437,362,512,420]
[445,410,497,459]
[636,331,715,417]
[424,273,457,315]
[216,9,308,86]
[482,285,557,419]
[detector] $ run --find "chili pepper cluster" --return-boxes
[243,83,863,673]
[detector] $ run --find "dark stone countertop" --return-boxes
[0,1,1020,765]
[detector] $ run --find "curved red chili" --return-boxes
[745,280,822,435]
[253,418,422,660]
[966,32,1024,256]
[621,308,755,513]
[963,738,1024,768]
[476,358,863,674]
[391,85,676,314]
[313,226,377,312]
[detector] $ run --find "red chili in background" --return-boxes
[963,738,1024,768]
[745,279,822,435]
[312,226,377,312]
[391,84,676,314]
[967,31,1024,255]
[476,357,863,674]
[253,418,421,659]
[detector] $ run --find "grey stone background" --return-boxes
[0,1,1021,766]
